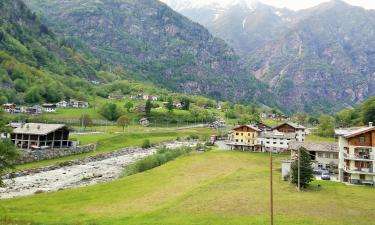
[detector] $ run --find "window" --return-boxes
[333,153,339,159]
[241,133,244,136]
[317,152,323,158]
[325,164,331,169]
[236,133,239,135]
[273,142,277,144]
[236,139,239,142]
[241,139,243,142]
[266,142,270,144]
[248,133,250,136]
[325,153,331,158]
[318,163,323,168]
[280,142,284,145]
[360,174,366,180]
[359,136,365,144]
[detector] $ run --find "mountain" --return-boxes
[163,0,375,114]
[24,0,277,107]
[0,0,106,104]
[162,0,293,55]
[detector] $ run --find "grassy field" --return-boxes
[1,151,374,225]
[305,135,336,143]
[15,128,216,170]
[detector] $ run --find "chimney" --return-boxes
[369,122,373,127]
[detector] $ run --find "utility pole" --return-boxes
[269,149,274,225]
[298,148,301,192]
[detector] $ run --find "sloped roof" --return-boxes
[12,123,67,135]
[232,125,261,132]
[288,141,338,152]
[259,131,296,139]
[273,122,306,130]
[343,126,375,138]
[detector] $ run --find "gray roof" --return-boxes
[259,132,296,139]
[273,122,306,130]
[12,123,67,135]
[288,141,338,152]
[231,125,261,132]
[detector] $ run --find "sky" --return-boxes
[161,0,375,11]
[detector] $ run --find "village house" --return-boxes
[257,131,296,153]
[10,123,71,150]
[108,93,125,100]
[69,99,89,108]
[273,122,306,142]
[253,122,273,131]
[337,123,375,186]
[56,100,68,108]
[26,105,42,115]
[289,141,339,172]
[2,103,16,113]
[42,103,57,113]
[227,125,261,151]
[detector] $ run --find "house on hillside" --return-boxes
[254,122,273,131]
[289,141,339,172]
[108,93,125,100]
[10,123,71,150]
[2,103,16,113]
[42,103,57,113]
[26,105,42,115]
[257,131,296,153]
[56,100,68,108]
[69,99,89,108]
[336,123,375,186]
[227,125,261,151]
[273,122,306,142]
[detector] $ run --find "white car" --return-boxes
[321,172,331,180]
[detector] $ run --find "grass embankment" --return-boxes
[305,134,336,143]
[15,128,215,170]
[2,151,374,225]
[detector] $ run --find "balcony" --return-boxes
[343,165,375,174]
[343,152,374,161]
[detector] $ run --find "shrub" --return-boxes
[189,134,199,140]
[141,139,152,149]
[123,146,192,176]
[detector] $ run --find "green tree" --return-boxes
[182,98,190,110]
[124,102,134,112]
[291,147,314,189]
[79,114,92,130]
[316,115,335,137]
[166,97,173,113]
[295,112,308,125]
[224,110,238,119]
[362,101,375,124]
[145,99,152,116]
[24,86,43,104]
[239,114,260,124]
[100,103,120,121]
[117,115,130,132]
[0,115,19,187]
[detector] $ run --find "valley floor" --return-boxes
[1,151,374,225]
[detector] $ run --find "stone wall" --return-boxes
[16,144,96,164]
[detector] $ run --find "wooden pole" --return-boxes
[270,149,274,225]
[298,148,301,192]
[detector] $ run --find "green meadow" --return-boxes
[2,151,374,225]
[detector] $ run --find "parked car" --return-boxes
[314,169,328,175]
[321,172,331,180]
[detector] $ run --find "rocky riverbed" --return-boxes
[0,141,197,199]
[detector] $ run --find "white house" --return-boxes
[42,103,57,113]
[257,131,296,153]
[289,141,339,172]
[56,101,68,108]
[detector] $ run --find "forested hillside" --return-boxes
[0,0,106,104]
[24,0,277,107]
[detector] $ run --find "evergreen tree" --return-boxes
[167,97,173,113]
[145,99,152,116]
[291,147,314,189]
[124,102,134,112]
[0,112,19,187]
